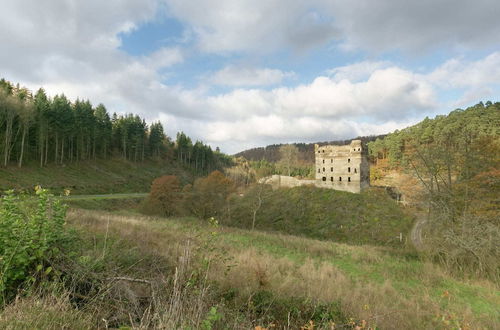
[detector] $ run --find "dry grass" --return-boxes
[25,209,496,329]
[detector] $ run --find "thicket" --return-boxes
[142,170,236,219]
[0,189,67,304]
[368,101,500,280]
[0,78,231,175]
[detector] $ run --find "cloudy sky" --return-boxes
[1,0,499,153]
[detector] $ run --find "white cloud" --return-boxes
[1,0,499,155]
[206,66,436,121]
[164,0,500,54]
[428,52,500,89]
[143,47,184,70]
[327,61,390,82]
[165,0,337,53]
[211,66,295,87]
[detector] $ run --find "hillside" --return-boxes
[227,185,413,247]
[3,208,497,329]
[368,101,500,167]
[0,158,194,194]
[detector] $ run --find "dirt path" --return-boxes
[410,213,427,250]
[60,192,147,200]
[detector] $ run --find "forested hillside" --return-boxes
[235,136,382,163]
[368,101,499,280]
[0,78,232,174]
[367,101,500,168]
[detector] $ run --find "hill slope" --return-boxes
[0,158,194,194]
[4,208,496,329]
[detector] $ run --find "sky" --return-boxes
[1,0,499,154]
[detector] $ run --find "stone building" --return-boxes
[314,139,369,193]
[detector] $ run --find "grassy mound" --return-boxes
[227,185,414,247]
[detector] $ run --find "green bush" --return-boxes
[0,189,67,303]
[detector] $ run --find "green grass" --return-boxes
[66,210,499,328]
[0,158,193,195]
[226,185,414,247]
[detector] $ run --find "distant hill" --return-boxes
[234,135,384,163]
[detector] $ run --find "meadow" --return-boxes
[2,204,497,329]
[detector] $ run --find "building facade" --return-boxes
[315,139,370,193]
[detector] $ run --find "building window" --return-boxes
[322,159,325,163]
[323,167,325,172]
[331,159,333,163]
[354,168,357,173]
[322,177,326,181]
[330,177,333,182]
[348,167,351,173]
[348,177,351,182]
[353,148,356,151]
[348,158,351,163]
[339,177,342,182]
[358,148,360,151]
[331,167,333,172]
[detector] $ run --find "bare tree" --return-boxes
[278,144,299,176]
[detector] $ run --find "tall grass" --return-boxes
[58,210,500,329]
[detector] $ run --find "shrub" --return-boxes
[0,189,67,304]
[185,171,235,219]
[145,175,182,216]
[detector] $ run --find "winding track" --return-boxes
[410,213,427,251]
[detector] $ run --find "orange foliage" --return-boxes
[148,175,182,216]
[187,170,235,219]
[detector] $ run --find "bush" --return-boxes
[144,175,182,216]
[184,171,235,219]
[0,189,67,304]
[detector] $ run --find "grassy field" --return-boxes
[0,158,193,195]
[3,208,497,329]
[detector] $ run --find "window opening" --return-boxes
[322,177,326,181]
[354,168,357,173]
[348,158,351,163]
[331,167,333,172]
[348,177,351,182]
[330,177,333,182]
[339,177,342,182]
[348,167,351,173]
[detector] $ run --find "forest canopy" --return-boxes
[0,78,232,173]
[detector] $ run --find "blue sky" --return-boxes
[1,0,499,153]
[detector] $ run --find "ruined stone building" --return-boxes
[262,139,370,193]
[315,140,370,193]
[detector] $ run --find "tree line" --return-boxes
[0,78,231,174]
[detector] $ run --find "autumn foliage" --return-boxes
[145,171,235,219]
[146,175,182,216]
